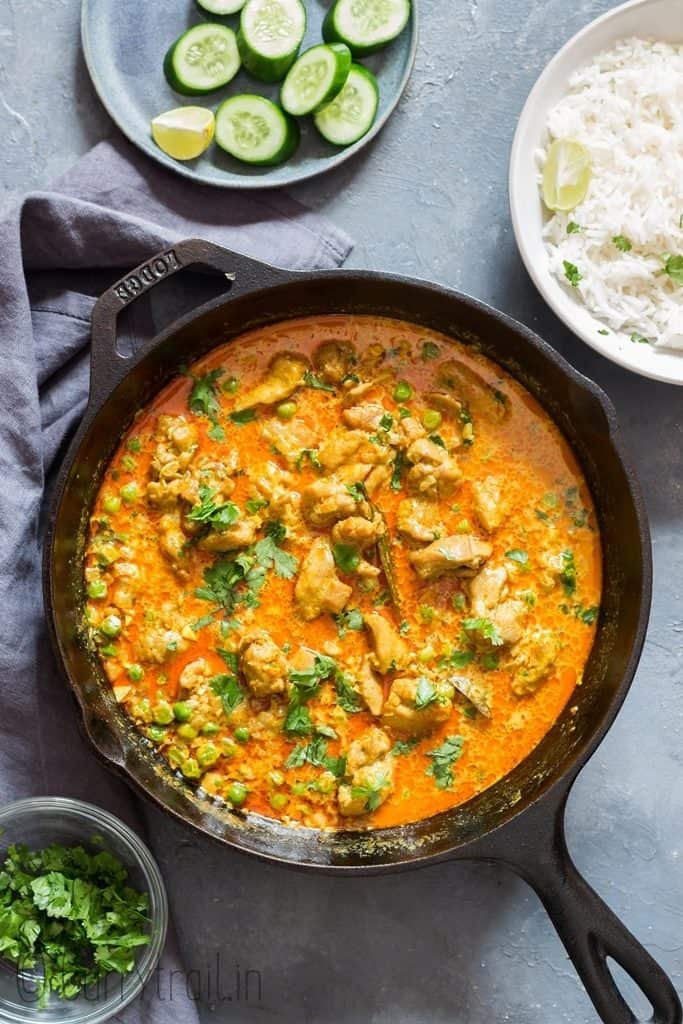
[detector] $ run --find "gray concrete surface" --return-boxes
[2,1,682,1021]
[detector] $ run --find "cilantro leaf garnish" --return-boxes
[425,735,465,790]
[559,549,577,596]
[253,520,298,579]
[663,253,683,284]
[334,608,364,637]
[461,618,503,647]
[390,449,407,492]
[303,370,336,393]
[188,369,225,440]
[563,260,582,287]
[350,776,391,811]
[612,234,632,252]
[187,486,240,532]
[210,673,245,716]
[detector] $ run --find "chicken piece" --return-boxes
[177,455,239,508]
[159,512,187,567]
[197,516,260,553]
[468,565,527,646]
[146,415,199,507]
[397,498,444,544]
[232,353,308,412]
[364,464,392,497]
[342,403,401,443]
[437,358,509,422]
[261,417,318,464]
[346,726,392,773]
[338,726,394,817]
[318,428,391,472]
[425,391,462,418]
[356,655,384,717]
[178,657,212,691]
[301,477,369,528]
[331,514,385,552]
[409,534,492,581]
[313,340,357,384]
[138,626,185,664]
[239,630,288,698]
[399,417,427,446]
[382,676,453,736]
[472,476,505,532]
[406,437,461,498]
[248,461,301,531]
[295,538,352,621]
[511,629,562,696]
[364,611,409,674]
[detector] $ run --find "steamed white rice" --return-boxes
[540,37,683,351]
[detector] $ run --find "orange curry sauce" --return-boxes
[85,316,601,830]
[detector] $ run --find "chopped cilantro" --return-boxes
[253,521,298,579]
[597,329,609,336]
[379,412,394,431]
[332,542,360,574]
[425,735,465,790]
[346,482,366,503]
[438,648,474,670]
[566,221,581,234]
[563,260,582,287]
[350,776,390,811]
[613,235,632,252]
[461,618,503,647]
[414,677,439,710]
[629,332,651,345]
[229,408,257,425]
[303,370,336,393]
[390,450,407,492]
[429,433,446,448]
[559,550,576,596]
[392,738,419,756]
[480,652,500,671]
[421,341,440,361]
[210,674,245,716]
[0,842,150,1006]
[296,448,323,471]
[335,672,362,713]
[187,486,239,532]
[189,369,225,439]
[334,608,364,637]
[505,548,528,565]
[191,613,214,631]
[245,498,268,514]
[216,648,239,672]
[663,253,683,284]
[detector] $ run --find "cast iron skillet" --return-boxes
[44,239,681,1024]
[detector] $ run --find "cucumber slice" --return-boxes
[314,64,379,147]
[164,24,240,95]
[323,0,411,56]
[237,0,306,83]
[215,94,300,164]
[280,43,352,116]
[195,0,246,14]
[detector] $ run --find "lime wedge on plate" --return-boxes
[542,138,592,212]
[151,107,215,161]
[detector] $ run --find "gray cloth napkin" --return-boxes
[0,136,352,1022]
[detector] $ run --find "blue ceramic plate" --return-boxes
[81,0,418,189]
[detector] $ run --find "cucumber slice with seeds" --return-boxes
[314,64,379,147]
[164,24,240,95]
[195,0,247,14]
[280,43,352,116]
[215,94,300,164]
[323,0,411,56]
[237,0,306,82]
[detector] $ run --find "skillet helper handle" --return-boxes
[89,237,287,384]
[502,801,681,1024]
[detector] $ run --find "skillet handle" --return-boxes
[496,796,681,1024]
[89,237,289,390]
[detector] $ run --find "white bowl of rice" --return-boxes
[509,0,683,385]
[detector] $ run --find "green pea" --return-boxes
[127,663,144,683]
[422,409,443,431]
[417,645,435,664]
[234,726,250,743]
[103,496,121,515]
[201,722,220,736]
[100,644,118,658]
[221,739,237,758]
[223,376,239,394]
[100,614,122,639]
[181,758,201,780]
[146,725,167,743]
[393,380,413,402]
[173,701,192,722]
[270,793,288,811]
[167,745,186,768]
[153,701,173,726]
[226,782,248,807]
[119,482,139,504]
[276,401,297,421]
[197,743,220,769]
[291,781,308,797]
[177,723,198,741]
[87,579,107,600]
[269,770,285,787]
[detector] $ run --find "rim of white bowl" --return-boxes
[509,0,683,386]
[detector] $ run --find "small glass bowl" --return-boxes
[0,797,168,1024]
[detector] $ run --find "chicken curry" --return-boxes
[85,315,601,830]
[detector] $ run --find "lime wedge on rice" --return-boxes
[151,106,215,161]
[542,138,592,212]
